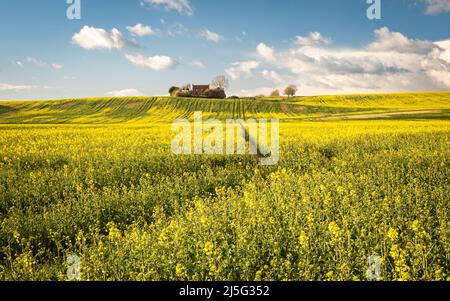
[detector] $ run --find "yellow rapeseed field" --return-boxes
[0,93,448,281]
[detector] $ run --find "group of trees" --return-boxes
[169,75,229,99]
[270,85,298,98]
[169,76,299,99]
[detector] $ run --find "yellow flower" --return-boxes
[13,231,21,244]
[200,216,209,225]
[203,242,214,256]
[411,220,420,232]
[328,222,341,241]
[387,228,399,241]
[255,270,263,281]
[307,213,314,224]
[325,271,334,281]
[130,226,145,250]
[107,222,122,241]
[176,264,187,279]
[15,251,35,274]
[390,244,411,281]
[209,264,219,276]
[299,231,309,249]
[158,227,170,244]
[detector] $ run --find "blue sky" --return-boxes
[1,0,450,99]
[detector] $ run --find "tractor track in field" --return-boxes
[311,110,443,121]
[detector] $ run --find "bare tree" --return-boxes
[270,89,280,97]
[181,83,192,91]
[211,75,230,91]
[284,85,298,98]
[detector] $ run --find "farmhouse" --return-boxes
[191,85,210,97]
[170,80,226,99]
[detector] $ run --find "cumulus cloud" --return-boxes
[191,61,206,68]
[253,27,450,95]
[126,23,156,37]
[225,61,260,80]
[52,63,63,70]
[199,29,223,42]
[125,54,178,71]
[257,43,276,61]
[0,83,34,91]
[436,39,450,62]
[261,70,284,83]
[107,88,145,96]
[140,0,193,15]
[367,27,439,54]
[72,26,138,50]
[295,32,332,47]
[423,0,450,15]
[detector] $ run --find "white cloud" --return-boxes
[199,29,223,42]
[295,32,331,47]
[17,57,62,71]
[191,61,206,68]
[26,56,46,67]
[261,70,284,83]
[63,75,76,80]
[367,27,439,54]
[253,27,450,95]
[14,57,61,70]
[140,0,193,15]
[225,61,260,80]
[126,23,156,37]
[423,0,450,15]
[436,39,450,62]
[107,88,145,96]
[72,26,138,50]
[257,43,276,61]
[0,83,34,91]
[125,54,178,71]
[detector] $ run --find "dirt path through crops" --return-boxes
[313,110,442,121]
[126,102,145,109]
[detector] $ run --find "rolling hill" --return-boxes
[0,92,449,124]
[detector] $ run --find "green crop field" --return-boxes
[1,91,449,124]
[0,92,449,281]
